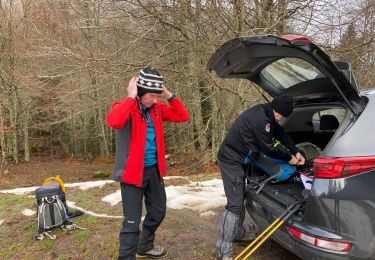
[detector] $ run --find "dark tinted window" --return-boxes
[260,58,326,89]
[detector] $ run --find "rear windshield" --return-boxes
[260,58,326,89]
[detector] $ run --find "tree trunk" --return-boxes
[10,85,18,164]
[183,0,208,154]
[0,102,6,172]
[23,110,30,161]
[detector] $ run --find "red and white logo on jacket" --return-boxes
[265,123,270,132]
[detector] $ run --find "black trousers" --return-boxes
[118,165,166,260]
[220,160,246,216]
[216,160,247,258]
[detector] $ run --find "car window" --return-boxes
[312,108,346,132]
[260,58,326,90]
[312,108,346,123]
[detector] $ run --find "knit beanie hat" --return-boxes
[271,94,294,117]
[137,67,164,97]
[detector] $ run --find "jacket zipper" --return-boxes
[139,116,147,187]
[150,109,159,174]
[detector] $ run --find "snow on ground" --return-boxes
[21,209,36,216]
[100,178,226,214]
[0,180,115,195]
[166,179,226,212]
[163,176,189,180]
[66,201,123,219]
[101,189,122,206]
[0,219,3,226]
[1,177,226,218]
[0,186,41,195]
[66,201,145,221]
[65,180,114,190]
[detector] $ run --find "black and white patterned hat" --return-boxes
[137,67,164,97]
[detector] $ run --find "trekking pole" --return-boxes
[235,201,302,260]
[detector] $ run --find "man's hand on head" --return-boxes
[127,76,138,99]
[161,87,173,100]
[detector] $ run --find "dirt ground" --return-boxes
[0,158,300,260]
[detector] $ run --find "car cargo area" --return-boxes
[246,104,349,212]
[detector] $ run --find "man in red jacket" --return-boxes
[106,67,189,260]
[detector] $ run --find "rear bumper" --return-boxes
[245,187,370,260]
[297,243,352,260]
[249,209,353,260]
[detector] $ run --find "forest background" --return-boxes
[0,0,373,173]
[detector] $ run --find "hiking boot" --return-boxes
[233,223,257,246]
[222,256,233,260]
[136,246,167,259]
[233,234,256,246]
[233,238,254,247]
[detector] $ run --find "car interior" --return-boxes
[246,104,347,212]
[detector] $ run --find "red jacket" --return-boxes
[106,97,189,187]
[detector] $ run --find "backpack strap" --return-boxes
[62,223,86,231]
[43,175,66,192]
[35,231,56,240]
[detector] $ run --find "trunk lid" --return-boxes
[207,35,361,106]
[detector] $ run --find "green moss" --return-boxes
[94,171,110,178]
[67,185,122,216]
[76,229,90,245]
[82,215,98,224]
[0,194,32,207]
[40,238,55,250]
[0,194,34,218]
[56,254,68,260]
[23,221,36,231]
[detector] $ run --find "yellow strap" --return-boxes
[43,175,66,192]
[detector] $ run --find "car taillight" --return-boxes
[313,156,375,179]
[288,227,352,252]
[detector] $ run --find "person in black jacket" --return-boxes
[216,94,305,260]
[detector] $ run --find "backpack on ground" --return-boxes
[35,176,84,240]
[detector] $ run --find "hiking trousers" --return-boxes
[118,165,166,260]
[216,160,247,259]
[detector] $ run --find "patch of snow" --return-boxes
[66,201,123,219]
[188,178,223,187]
[0,180,115,195]
[199,211,216,217]
[66,201,145,221]
[0,186,38,195]
[65,180,115,190]
[101,178,226,213]
[21,209,36,216]
[1,177,226,215]
[101,189,122,206]
[166,178,225,212]
[163,176,189,180]
[0,219,3,226]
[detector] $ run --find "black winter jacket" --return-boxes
[218,103,298,165]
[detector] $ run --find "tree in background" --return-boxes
[0,0,373,174]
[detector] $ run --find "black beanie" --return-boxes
[271,94,294,117]
[137,67,164,97]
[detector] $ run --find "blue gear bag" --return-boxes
[253,152,296,182]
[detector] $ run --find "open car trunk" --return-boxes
[245,103,349,215]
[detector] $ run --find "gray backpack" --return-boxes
[35,183,82,240]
